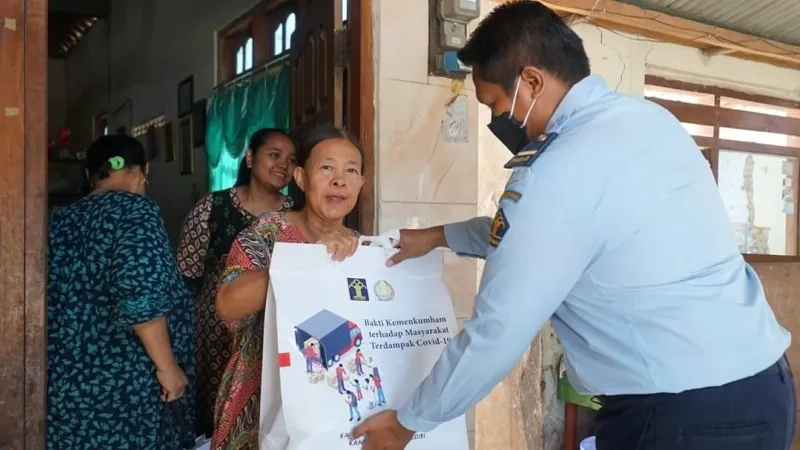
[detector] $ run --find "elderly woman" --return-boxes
[47,135,195,449]
[176,128,296,438]
[210,125,363,449]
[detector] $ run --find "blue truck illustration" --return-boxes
[295,309,363,370]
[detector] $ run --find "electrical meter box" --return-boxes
[440,20,468,49]
[440,0,480,22]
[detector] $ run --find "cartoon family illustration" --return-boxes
[342,366,387,421]
[293,309,388,422]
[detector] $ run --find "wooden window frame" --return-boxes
[214,0,375,234]
[645,75,800,263]
[217,0,296,84]
[267,7,297,59]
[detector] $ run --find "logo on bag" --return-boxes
[347,278,369,302]
[374,280,395,301]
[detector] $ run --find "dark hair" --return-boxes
[457,1,590,92]
[294,125,364,171]
[235,128,292,186]
[84,134,147,183]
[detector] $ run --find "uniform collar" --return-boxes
[545,75,610,134]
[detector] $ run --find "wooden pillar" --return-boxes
[346,0,375,235]
[0,0,48,448]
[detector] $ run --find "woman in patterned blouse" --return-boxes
[176,128,297,438]
[210,125,364,449]
[47,135,194,449]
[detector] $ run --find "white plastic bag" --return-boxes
[258,282,290,450]
[193,439,212,450]
[259,241,469,450]
[580,436,597,450]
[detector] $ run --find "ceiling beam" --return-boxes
[49,0,109,19]
[704,48,738,57]
[495,0,800,71]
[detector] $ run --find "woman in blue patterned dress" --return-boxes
[47,135,195,449]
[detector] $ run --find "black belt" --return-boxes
[598,354,792,405]
[762,354,792,378]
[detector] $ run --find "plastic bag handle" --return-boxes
[358,235,398,248]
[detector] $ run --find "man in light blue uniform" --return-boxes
[352,2,795,450]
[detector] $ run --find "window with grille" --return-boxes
[217,1,298,84]
[645,76,800,260]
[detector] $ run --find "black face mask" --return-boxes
[488,113,529,155]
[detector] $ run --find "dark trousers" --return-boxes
[595,356,796,450]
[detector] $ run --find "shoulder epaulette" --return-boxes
[503,132,558,169]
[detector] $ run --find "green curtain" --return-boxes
[205,63,290,192]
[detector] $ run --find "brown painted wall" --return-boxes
[752,262,800,449]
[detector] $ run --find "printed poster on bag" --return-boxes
[267,243,469,450]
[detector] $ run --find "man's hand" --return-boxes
[351,410,415,450]
[386,227,446,267]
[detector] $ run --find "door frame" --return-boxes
[0,0,48,448]
[346,0,376,235]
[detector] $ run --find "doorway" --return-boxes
[215,0,375,233]
[0,0,375,447]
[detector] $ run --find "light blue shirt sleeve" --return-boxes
[394,74,790,423]
[443,217,493,259]
[397,170,599,432]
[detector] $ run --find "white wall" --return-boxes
[63,0,263,244]
[576,22,800,100]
